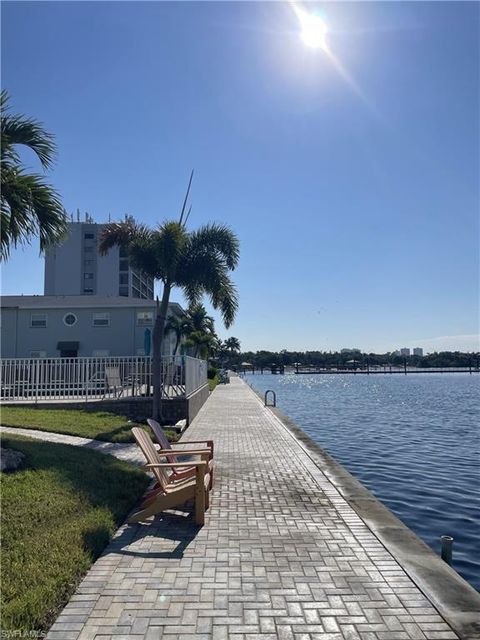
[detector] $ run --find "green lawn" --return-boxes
[1,434,150,633]
[1,407,144,442]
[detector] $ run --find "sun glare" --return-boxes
[297,10,328,49]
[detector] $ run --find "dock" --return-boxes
[47,376,480,640]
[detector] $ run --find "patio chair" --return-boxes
[128,427,210,526]
[147,418,214,489]
[104,366,124,398]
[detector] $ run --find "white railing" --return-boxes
[0,355,208,403]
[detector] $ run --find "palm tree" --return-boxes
[184,330,215,359]
[185,303,215,335]
[99,218,239,420]
[224,336,241,355]
[1,91,67,260]
[164,314,189,356]
[182,303,216,359]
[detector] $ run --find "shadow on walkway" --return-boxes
[107,506,201,560]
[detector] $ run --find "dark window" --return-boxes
[119,286,128,296]
[93,313,110,327]
[84,288,94,294]
[119,259,129,271]
[84,273,94,280]
[31,313,47,328]
[84,233,94,239]
[119,273,129,285]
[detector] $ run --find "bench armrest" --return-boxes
[144,461,206,469]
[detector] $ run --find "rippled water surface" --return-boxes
[245,372,480,591]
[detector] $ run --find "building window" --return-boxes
[92,349,110,357]
[30,313,47,328]
[84,233,94,239]
[93,312,110,327]
[119,259,129,271]
[119,286,128,296]
[119,247,127,258]
[137,311,153,326]
[84,288,94,294]
[84,259,94,267]
[84,273,94,280]
[84,246,93,253]
[63,313,77,326]
[119,273,129,285]
[30,350,47,358]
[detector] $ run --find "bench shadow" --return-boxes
[109,507,201,559]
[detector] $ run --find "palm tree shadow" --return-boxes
[109,507,201,559]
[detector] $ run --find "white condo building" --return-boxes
[44,218,154,299]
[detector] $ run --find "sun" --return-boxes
[297,9,328,50]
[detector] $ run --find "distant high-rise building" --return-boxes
[400,348,411,357]
[44,219,154,299]
[413,347,423,357]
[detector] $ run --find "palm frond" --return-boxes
[178,251,238,329]
[188,223,240,270]
[152,221,188,282]
[98,220,151,256]
[1,91,57,170]
[1,169,67,260]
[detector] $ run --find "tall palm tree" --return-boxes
[164,314,189,356]
[99,218,239,420]
[0,90,67,260]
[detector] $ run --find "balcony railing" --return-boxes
[0,355,208,403]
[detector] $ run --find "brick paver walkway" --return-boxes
[0,425,143,465]
[46,378,458,640]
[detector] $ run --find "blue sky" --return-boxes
[2,1,479,353]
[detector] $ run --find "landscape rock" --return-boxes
[1,447,26,473]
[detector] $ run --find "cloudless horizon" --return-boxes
[1,1,479,353]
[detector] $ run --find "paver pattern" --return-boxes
[46,378,458,640]
[0,425,143,465]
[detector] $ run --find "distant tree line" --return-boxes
[227,349,480,370]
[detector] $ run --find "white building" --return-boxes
[400,348,411,357]
[0,296,184,359]
[44,218,154,299]
[413,347,423,357]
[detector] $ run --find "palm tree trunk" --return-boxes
[152,283,171,421]
[174,335,180,356]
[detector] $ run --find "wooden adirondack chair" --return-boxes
[129,427,211,525]
[147,418,214,489]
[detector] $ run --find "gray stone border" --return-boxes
[246,382,480,640]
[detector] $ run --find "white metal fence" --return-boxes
[0,355,208,403]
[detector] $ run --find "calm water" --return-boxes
[245,372,480,591]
